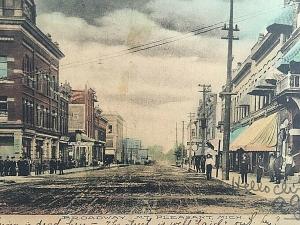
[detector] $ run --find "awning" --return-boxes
[230,113,278,152]
[230,126,248,143]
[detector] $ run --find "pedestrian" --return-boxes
[10,157,17,176]
[200,155,206,173]
[49,158,55,174]
[206,154,214,180]
[284,151,296,181]
[256,154,264,183]
[240,153,249,184]
[195,156,200,173]
[4,156,10,176]
[58,160,65,175]
[0,156,3,176]
[274,154,283,184]
[17,156,23,176]
[269,153,275,182]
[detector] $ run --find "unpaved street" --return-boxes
[0,163,287,214]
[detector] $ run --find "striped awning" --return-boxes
[230,113,278,152]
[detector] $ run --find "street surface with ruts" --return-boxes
[0,163,290,214]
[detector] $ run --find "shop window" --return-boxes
[0,57,8,79]
[0,96,8,115]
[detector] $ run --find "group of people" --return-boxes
[194,154,215,180]
[239,149,298,184]
[49,158,65,175]
[0,155,66,176]
[0,156,31,176]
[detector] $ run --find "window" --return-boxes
[108,124,113,133]
[0,57,8,78]
[0,96,8,115]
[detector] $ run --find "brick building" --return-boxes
[68,85,98,166]
[0,0,71,164]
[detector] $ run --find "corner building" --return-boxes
[227,1,300,173]
[0,0,70,163]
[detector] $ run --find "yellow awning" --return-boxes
[230,113,278,152]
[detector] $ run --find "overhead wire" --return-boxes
[60,4,285,70]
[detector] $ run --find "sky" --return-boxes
[35,0,284,152]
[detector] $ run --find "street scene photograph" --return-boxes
[0,0,300,224]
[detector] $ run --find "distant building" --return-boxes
[0,0,71,165]
[68,85,98,166]
[94,107,108,163]
[103,113,124,163]
[123,138,141,164]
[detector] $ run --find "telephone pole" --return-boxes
[176,122,178,147]
[198,84,212,157]
[221,0,239,180]
[188,112,195,170]
[181,121,185,167]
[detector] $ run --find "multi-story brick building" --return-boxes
[0,0,71,165]
[103,113,124,163]
[94,106,107,163]
[68,85,98,166]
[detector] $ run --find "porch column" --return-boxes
[31,136,37,160]
[14,131,23,157]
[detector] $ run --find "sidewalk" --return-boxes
[181,163,300,202]
[0,164,125,184]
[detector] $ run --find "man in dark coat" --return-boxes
[200,156,206,173]
[58,160,65,175]
[10,157,17,176]
[240,153,250,184]
[4,156,10,176]
[274,154,283,184]
[0,156,4,176]
[256,155,264,183]
[195,156,201,173]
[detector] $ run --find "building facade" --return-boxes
[93,107,107,163]
[68,85,98,166]
[227,1,300,172]
[123,138,141,164]
[103,113,124,163]
[0,0,71,166]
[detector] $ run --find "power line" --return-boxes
[60,4,284,70]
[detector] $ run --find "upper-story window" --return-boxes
[22,55,34,87]
[108,124,113,133]
[0,56,8,79]
[0,96,8,115]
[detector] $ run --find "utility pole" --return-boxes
[198,84,211,157]
[176,122,178,147]
[188,112,195,170]
[221,0,239,180]
[182,121,185,167]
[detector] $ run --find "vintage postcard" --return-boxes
[0,0,300,224]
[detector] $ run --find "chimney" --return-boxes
[258,33,264,42]
[46,33,52,40]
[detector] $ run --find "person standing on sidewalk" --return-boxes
[240,153,249,184]
[274,154,283,184]
[195,156,200,173]
[0,156,4,176]
[284,150,298,182]
[256,155,264,183]
[206,154,214,180]
[4,156,10,176]
[200,155,206,173]
[269,153,275,182]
